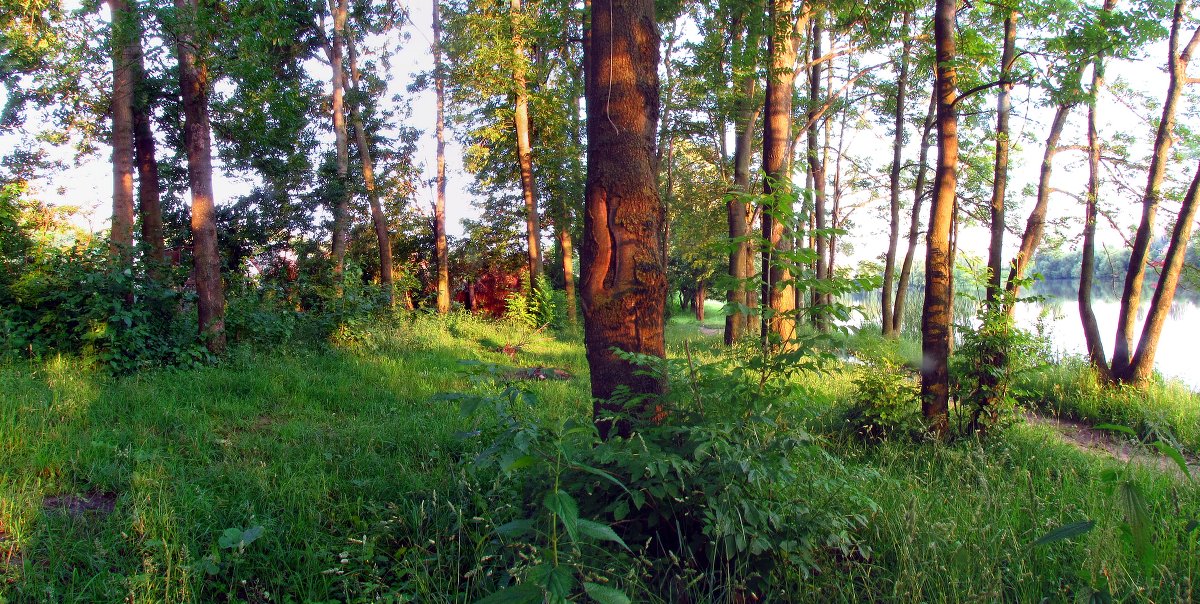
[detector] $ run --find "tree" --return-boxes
[881,11,912,338]
[921,0,958,436]
[582,0,664,438]
[109,0,136,263]
[346,35,394,302]
[433,0,451,313]
[510,0,543,283]
[172,0,226,353]
[326,0,351,281]
[985,6,1016,307]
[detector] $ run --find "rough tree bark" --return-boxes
[433,0,451,313]
[131,8,165,271]
[882,12,911,338]
[892,89,936,335]
[512,0,543,282]
[109,0,136,263]
[986,9,1016,307]
[761,0,800,346]
[328,0,351,281]
[582,0,664,439]
[174,0,225,353]
[921,0,959,437]
[1111,1,1200,381]
[346,36,394,303]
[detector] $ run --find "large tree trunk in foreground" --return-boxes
[433,0,451,313]
[892,89,936,336]
[582,0,664,439]
[512,0,543,282]
[1080,1,1115,375]
[761,0,800,347]
[174,0,225,354]
[921,0,958,437]
[109,0,136,263]
[882,12,911,338]
[131,16,165,271]
[347,37,394,302]
[1128,162,1200,383]
[328,0,351,282]
[1110,2,1200,381]
[986,10,1016,307]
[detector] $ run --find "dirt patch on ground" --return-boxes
[1026,412,1199,477]
[42,490,117,517]
[697,325,722,336]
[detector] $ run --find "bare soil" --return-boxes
[1026,412,1199,478]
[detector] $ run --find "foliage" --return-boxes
[842,358,924,442]
[505,272,556,330]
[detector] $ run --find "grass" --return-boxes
[2,308,1198,602]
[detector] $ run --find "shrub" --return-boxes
[842,358,923,442]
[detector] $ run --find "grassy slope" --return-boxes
[2,310,1198,602]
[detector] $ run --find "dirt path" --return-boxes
[1026,412,1199,478]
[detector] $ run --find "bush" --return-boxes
[505,273,556,330]
[842,358,923,442]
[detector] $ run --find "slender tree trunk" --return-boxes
[109,0,136,263]
[921,0,959,437]
[695,280,706,322]
[346,37,394,303]
[1111,3,1200,381]
[1128,162,1200,383]
[893,89,936,335]
[807,15,828,330]
[724,75,758,345]
[328,0,351,281]
[1080,1,1115,375]
[128,0,164,271]
[761,0,800,347]
[582,0,664,439]
[174,0,225,353]
[987,10,1017,307]
[882,13,912,337]
[433,0,451,314]
[512,0,543,282]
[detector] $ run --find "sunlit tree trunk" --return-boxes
[582,0,664,439]
[892,89,936,335]
[512,0,543,282]
[1111,2,1200,381]
[724,74,757,345]
[921,0,959,437]
[346,37,394,303]
[174,0,225,354]
[882,12,912,337]
[433,0,451,314]
[328,0,351,281]
[986,9,1016,307]
[761,0,800,346]
[109,0,136,263]
[807,14,827,331]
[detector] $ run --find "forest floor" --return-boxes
[1,309,1199,602]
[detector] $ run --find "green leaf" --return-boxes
[577,518,630,551]
[495,519,535,538]
[1117,481,1155,569]
[583,582,631,604]
[501,453,539,473]
[1032,520,1095,547]
[544,490,579,542]
[544,565,574,601]
[475,583,543,604]
[1150,441,1192,479]
[1094,423,1138,437]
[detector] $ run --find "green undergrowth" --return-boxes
[1,310,1198,602]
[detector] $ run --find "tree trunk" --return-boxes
[582,0,664,439]
[1111,2,1200,381]
[346,36,394,303]
[1080,0,1116,375]
[761,0,800,347]
[1128,162,1200,383]
[694,280,706,322]
[893,89,936,335]
[807,15,827,331]
[328,0,351,281]
[724,74,757,345]
[174,0,225,354]
[433,0,451,314]
[921,0,959,437]
[882,13,911,337]
[109,0,136,263]
[512,0,543,282]
[987,10,1016,307]
[132,20,165,272]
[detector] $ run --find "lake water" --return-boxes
[1013,280,1200,389]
